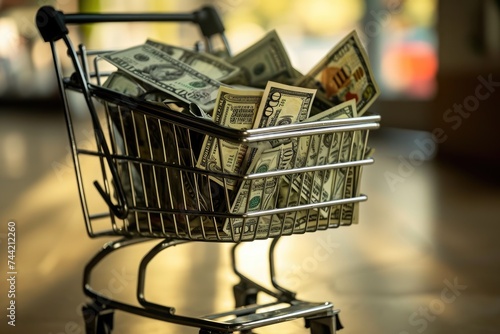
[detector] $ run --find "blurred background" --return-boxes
[1,0,500,333]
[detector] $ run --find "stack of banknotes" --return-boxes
[100,29,380,238]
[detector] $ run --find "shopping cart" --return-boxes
[36,5,380,334]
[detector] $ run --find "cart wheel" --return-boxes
[82,303,114,334]
[233,281,259,308]
[305,313,342,334]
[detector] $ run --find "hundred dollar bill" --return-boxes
[229,30,298,88]
[279,100,374,229]
[255,81,316,127]
[196,86,263,190]
[298,99,357,166]
[295,30,380,116]
[277,183,358,232]
[343,137,376,226]
[145,39,241,84]
[102,43,224,112]
[316,119,374,227]
[243,81,317,169]
[280,100,357,210]
[224,142,295,238]
[278,167,361,231]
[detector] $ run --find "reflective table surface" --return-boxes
[1,107,499,334]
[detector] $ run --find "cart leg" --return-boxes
[232,284,262,333]
[82,302,114,334]
[305,312,343,334]
[233,281,259,308]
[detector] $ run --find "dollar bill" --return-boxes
[243,81,317,169]
[277,185,358,232]
[102,70,190,113]
[229,30,298,87]
[145,39,241,84]
[102,43,224,112]
[295,30,380,116]
[276,99,366,229]
[196,86,264,190]
[255,81,317,127]
[280,100,357,209]
[102,70,148,97]
[277,168,360,231]
[224,142,295,238]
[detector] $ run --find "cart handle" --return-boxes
[35,5,229,53]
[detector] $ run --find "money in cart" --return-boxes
[36,4,380,333]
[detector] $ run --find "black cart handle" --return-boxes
[36,5,226,43]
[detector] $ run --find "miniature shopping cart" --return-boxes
[36,5,380,334]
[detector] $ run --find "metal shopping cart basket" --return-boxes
[36,5,380,334]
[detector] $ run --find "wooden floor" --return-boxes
[1,108,499,334]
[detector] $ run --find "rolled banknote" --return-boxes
[295,30,380,116]
[196,86,264,190]
[229,30,298,88]
[102,43,225,112]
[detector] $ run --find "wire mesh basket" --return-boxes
[70,77,379,242]
[39,6,380,243]
[37,5,380,333]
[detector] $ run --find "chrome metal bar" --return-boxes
[87,83,380,144]
[269,237,297,301]
[63,34,129,219]
[230,242,283,299]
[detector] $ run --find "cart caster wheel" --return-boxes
[305,313,343,334]
[233,281,258,308]
[82,303,114,334]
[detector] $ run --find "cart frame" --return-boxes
[36,5,380,333]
